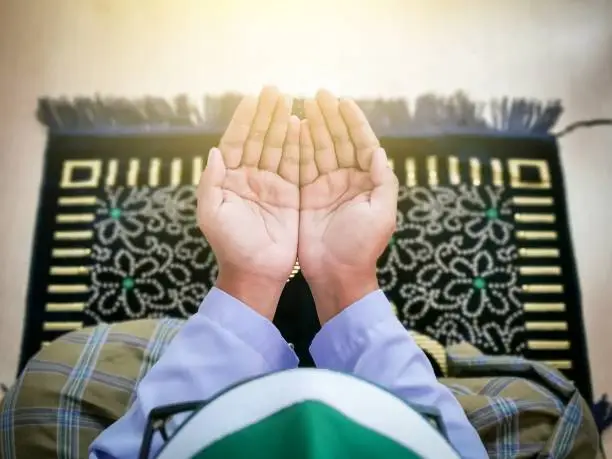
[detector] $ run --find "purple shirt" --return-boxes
[89,287,487,459]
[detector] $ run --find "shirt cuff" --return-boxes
[310,289,394,371]
[199,287,299,371]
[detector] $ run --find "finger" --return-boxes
[278,115,300,185]
[370,148,399,220]
[197,147,227,217]
[299,119,319,187]
[242,86,280,167]
[259,94,292,173]
[316,89,356,168]
[339,98,380,171]
[304,98,338,174]
[218,96,258,168]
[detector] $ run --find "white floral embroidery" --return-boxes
[89,184,525,355]
[441,252,517,318]
[406,187,463,236]
[378,185,524,354]
[152,186,197,222]
[89,249,165,318]
[424,313,478,346]
[89,186,214,321]
[94,188,152,246]
[456,185,513,245]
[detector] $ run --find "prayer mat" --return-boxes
[22,93,593,403]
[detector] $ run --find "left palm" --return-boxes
[197,88,300,283]
[206,166,299,278]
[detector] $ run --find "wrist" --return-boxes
[306,268,380,325]
[216,269,285,321]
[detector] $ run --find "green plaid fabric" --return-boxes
[0,320,603,459]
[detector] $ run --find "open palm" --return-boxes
[298,91,398,283]
[197,88,300,284]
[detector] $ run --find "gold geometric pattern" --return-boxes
[527,340,570,351]
[448,156,460,185]
[504,154,580,382]
[106,159,118,186]
[60,160,102,189]
[127,159,139,186]
[515,213,556,224]
[53,230,94,241]
[192,157,204,185]
[43,322,83,332]
[388,158,558,189]
[51,158,562,194]
[508,159,552,189]
[45,302,86,312]
[49,266,90,276]
[518,266,562,276]
[149,158,161,186]
[58,196,97,206]
[491,158,503,187]
[521,284,564,294]
[47,284,89,294]
[525,321,568,331]
[523,302,566,312]
[47,166,99,334]
[288,260,301,281]
[56,214,95,224]
[512,196,554,206]
[427,156,438,187]
[515,230,558,241]
[51,248,92,258]
[405,158,417,187]
[518,248,560,258]
[171,158,183,187]
[56,158,212,189]
[469,158,481,186]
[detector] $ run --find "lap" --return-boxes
[0,320,602,459]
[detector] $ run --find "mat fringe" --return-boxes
[37,92,562,136]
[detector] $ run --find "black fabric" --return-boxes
[21,132,592,402]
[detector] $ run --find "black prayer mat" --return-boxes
[22,94,592,402]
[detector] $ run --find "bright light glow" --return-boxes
[36,0,605,103]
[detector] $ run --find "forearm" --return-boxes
[307,268,379,325]
[216,269,285,321]
[309,286,487,459]
[89,287,297,459]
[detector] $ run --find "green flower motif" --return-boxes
[110,208,122,220]
[485,208,499,220]
[122,277,135,290]
[472,277,486,290]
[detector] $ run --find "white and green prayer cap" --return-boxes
[157,368,460,459]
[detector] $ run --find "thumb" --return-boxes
[197,147,226,214]
[370,147,399,215]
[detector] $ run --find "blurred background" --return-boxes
[0,0,611,450]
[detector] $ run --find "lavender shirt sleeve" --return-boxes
[89,287,298,459]
[310,289,488,459]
